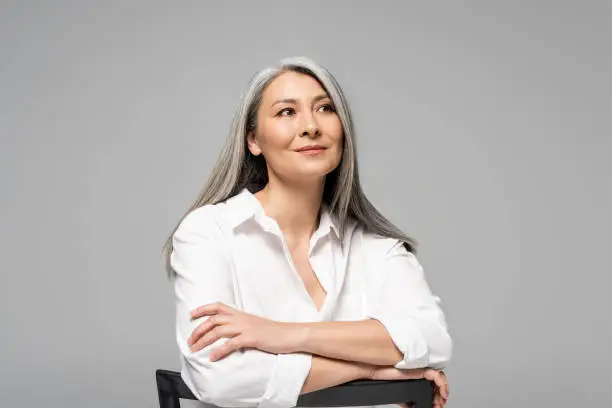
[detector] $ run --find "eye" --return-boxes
[277,107,295,117]
[318,103,336,113]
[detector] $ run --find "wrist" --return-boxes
[354,361,375,380]
[289,322,312,353]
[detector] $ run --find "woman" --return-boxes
[163,56,452,408]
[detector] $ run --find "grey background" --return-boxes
[1,1,610,407]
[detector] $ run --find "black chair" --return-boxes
[156,369,435,407]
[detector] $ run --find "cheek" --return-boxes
[324,117,344,148]
[325,116,343,135]
[258,123,294,151]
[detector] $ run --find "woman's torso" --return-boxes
[188,188,403,408]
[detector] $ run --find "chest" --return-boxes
[286,241,326,310]
[228,230,366,322]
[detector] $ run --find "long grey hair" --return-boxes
[162,56,417,276]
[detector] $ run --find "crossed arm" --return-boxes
[185,302,449,402]
[187,304,403,366]
[171,208,451,407]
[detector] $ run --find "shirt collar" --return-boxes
[227,187,340,238]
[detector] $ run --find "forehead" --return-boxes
[262,71,328,101]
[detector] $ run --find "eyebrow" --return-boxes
[269,94,330,108]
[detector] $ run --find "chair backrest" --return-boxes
[156,369,434,408]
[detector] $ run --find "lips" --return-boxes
[296,146,326,152]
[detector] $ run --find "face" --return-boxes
[247,71,344,183]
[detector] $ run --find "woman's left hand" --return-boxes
[372,367,449,408]
[187,302,304,361]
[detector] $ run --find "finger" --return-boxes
[436,372,448,399]
[437,388,449,407]
[210,336,245,361]
[436,378,448,400]
[190,302,234,319]
[433,395,445,408]
[424,369,448,399]
[190,325,240,353]
[423,368,437,381]
[188,315,230,346]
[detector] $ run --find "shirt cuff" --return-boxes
[372,315,429,370]
[259,352,312,408]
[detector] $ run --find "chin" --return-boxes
[296,165,338,180]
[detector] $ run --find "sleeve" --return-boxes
[171,206,312,408]
[363,237,453,370]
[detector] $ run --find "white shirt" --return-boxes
[171,188,452,408]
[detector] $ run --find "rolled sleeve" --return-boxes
[171,206,312,407]
[259,353,313,408]
[364,238,453,370]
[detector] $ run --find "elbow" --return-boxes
[181,358,229,407]
[393,318,453,370]
[188,373,231,407]
[201,379,254,407]
[426,328,453,369]
[181,353,268,408]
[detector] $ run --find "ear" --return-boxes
[247,131,262,156]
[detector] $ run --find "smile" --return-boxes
[297,148,326,155]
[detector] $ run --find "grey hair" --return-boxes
[162,56,418,276]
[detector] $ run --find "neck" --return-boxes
[254,178,325,241]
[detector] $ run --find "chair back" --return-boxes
[156,369,434,407]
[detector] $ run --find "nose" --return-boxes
[300,114,321,138]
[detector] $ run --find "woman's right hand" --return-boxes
[368,367,449,408]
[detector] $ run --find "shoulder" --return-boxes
[176,204,218,232]
[173,193,252,245]
[356,228,417,262]
[178,191,249,231]
[174,202,233,243]
[355,227,396,252]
